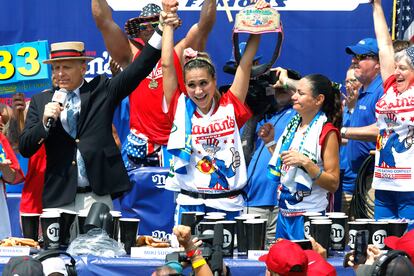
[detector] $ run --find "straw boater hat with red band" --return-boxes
[43,41,94,64]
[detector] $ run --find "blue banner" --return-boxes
[0,0,393,88]
[121,167,176,236]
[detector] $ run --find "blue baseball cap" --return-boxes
[345,38,379,55]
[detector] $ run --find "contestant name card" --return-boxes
[130,247,181,259]
[247,250,267,260]
[0,246,31,256]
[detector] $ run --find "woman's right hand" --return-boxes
[258,123,275,144]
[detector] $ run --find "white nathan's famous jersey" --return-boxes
[373,76,414,192]
[167,92,251,211]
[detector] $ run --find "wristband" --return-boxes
[340,127,348,139]
[186,248,201,259]
[311,168,323,181]
[192,258,207,269]
[265,140,276,148]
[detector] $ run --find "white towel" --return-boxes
[269,112,327,193]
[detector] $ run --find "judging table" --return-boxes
[5,168,355,275]
[5,194,355,275]
[0,254,355,275]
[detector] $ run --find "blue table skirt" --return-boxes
[0,254,355,275]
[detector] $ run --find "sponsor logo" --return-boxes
[152,230,172,240]
[331,224,345,242]
[372,229,387,249]
[152,174,167,188]
[348,229,357,249]
[107,0,370,11]
[47,223,60,242]
[223,229,233,248]
[85,51,112,81]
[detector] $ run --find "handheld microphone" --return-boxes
[210,223,224,276]
[46,88,67,129]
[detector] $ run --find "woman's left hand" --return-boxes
[280,150,309,167]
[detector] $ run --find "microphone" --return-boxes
[46,88,68,129]
[210,223,223,276]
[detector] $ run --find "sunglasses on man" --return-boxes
[353,54,378,61]
[138,21,159,31]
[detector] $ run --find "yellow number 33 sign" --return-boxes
[0,40,49,84]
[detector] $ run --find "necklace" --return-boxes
[149,77,158,89]
[148,61,160,89]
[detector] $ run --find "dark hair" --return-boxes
[183,52,216,81]
[393,39,412,53]
[304,74,342,129]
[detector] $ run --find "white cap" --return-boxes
[41,257,68,276]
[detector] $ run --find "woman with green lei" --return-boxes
[261,70,342,239]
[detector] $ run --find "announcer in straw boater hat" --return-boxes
[42,41,94,92]
[18,9,176,214]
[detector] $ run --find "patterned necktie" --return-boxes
[67,92,88,180]
[66,92,79,138]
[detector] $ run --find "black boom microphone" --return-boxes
[210,223,223,276]
[46,88,67,129]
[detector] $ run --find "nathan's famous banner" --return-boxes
[107,0,372,11]
[0,0,393,95]
[0,41,51,105]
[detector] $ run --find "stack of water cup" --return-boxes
[20,212,41,243]
[326,212,348,252]
[234,214,264,255]
[347,218,408,250]
[23,206,142,254]
[303,212,348,254]
[301,211,409,253]
[40,209,62,250]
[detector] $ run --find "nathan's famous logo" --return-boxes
[152,174,166,188]
[372,230,387,249]
[152,230,171,241]
[192,116,235,135]
[47,223,60,242]
[107,0,371,11]
[85,51,112,81]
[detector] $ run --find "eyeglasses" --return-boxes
[138,21,159,31]
[353,54,377,61]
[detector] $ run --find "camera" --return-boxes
[292,239,312,250]
[165,234,215,263]
[165,246,213,263]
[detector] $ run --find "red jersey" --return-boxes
[129,49,185,146]
[20,145,46,214]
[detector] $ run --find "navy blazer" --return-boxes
[19,43,161,208]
